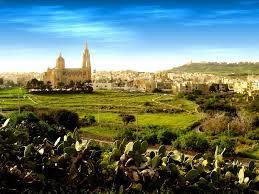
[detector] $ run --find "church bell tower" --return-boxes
[82,42,91,82]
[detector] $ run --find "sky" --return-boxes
[1,0,259,72]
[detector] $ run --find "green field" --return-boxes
[80,112,202,139]
[0,88,203,138]
[91,112,201,129]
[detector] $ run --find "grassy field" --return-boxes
[80,112,202,139]
[1,88,258,162]
[0,88,203,138]
[0,88,200,114]
[90,112,201,129]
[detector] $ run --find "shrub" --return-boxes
[252,115,259,128]
[80,115,96,126]
[144,102,152,106]
[202,114,229,135]
[54,109,79,130]
[210,136,236,156]
[0,114,6,125]
[152,88,162,93]
[20,105,35,112]
[9,111,40,127]
[34,108,56,125]
[174,131,208,152]
[229,114,253,135]
[248,96,259,112]
[120,114,136,125]
[31,108,80,130]
[115,128,135,141]
[221,128,241,137]
[8,111,61,142]
[144,133,158,145]
[137,131,158,145]
[199,96,237,116]
[246,128,259,140]
[157,130,177,145]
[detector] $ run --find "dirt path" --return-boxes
[24,95,38,104]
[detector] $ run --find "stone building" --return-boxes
[43,43,91,87]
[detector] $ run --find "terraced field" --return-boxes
[0,87,204,138]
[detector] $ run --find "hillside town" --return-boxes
[91,70,259,96]
[0,72,42,88]
[1,42,257,96]
[1,70,259,97]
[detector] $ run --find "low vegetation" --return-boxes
[0,87,258,160]
[1,116,258,193]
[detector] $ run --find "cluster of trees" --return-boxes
[176,91,259,157]
[26,79,51,90]
[0,108,79,143]
[0,77,16,87]
[6,105,97,138]
[26,79,93,94]
[182,92,238,116]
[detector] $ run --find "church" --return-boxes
[43,43,92,87]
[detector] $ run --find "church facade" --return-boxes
[43,43,91,87]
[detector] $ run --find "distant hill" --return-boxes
[168,62,259,75]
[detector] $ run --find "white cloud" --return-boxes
[0,6,133,42]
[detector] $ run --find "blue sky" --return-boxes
[1,0,259,72]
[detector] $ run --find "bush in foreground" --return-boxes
[8,111,65,142]
[174,131,209,152]
[210,135,236,156]
[54,109,79,130]
[157,130,177,145]
[0,124,258,193]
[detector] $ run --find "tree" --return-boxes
[0,78,3,85]
[80,115,96,126]
[5,80,15,87]
[46,81,52,90]
[30,78,40,88]
[54,109,79,130]
[174,131,209,152]
[209,84,218,92]
[157,130,177,145]
[26,78,44,89]
[76,81,83,89]
[83,84,93,93]
[57,82,65,89]
[68,80,75,88]
[120,114,136,125]
[38,81,46,90]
